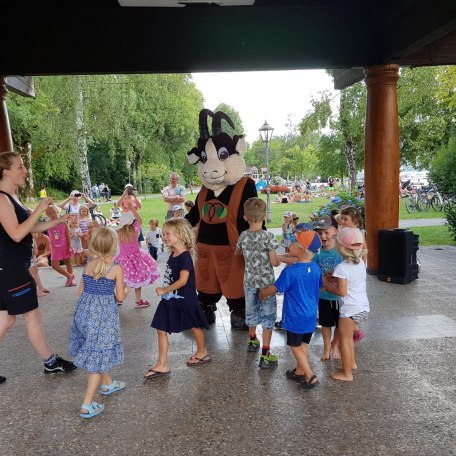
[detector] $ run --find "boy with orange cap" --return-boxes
[260,230,322,391]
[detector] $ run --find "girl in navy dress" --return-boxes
[145,218,210,379]
[69,226,130,419]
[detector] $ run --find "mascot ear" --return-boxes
[234,135,246,156]
[187,148,200,165]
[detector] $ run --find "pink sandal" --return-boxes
[135,299,150,309]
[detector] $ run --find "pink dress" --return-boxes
[48,223,70,261]
[114,221,160,288]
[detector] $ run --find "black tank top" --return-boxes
[0,190,33,260]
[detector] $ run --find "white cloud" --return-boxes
[191,69,338,143]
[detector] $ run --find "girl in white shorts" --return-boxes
[322,227,369,382]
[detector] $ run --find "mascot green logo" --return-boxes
[202,202,228,221]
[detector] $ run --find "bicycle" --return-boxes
[444,194,456,209]
[89,207,106,226]
[430,190,445,211]
[414,185,435,212]
[416,193,431,212]
[404,194,420,214]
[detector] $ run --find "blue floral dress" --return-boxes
[69,269,123,373]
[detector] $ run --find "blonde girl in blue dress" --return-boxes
[69,226,130,419]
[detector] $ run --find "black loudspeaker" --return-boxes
[377,229,419,284]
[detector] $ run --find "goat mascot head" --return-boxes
[187,109,247,196]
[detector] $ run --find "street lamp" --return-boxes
[259,120,274,222]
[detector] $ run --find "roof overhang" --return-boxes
[1,1,455,90]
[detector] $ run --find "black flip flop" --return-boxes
[186,355,212,367]
[299,375,319,391]
[144,369,171,379]
[285,368,306,383]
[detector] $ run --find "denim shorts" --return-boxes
[244,286,277,329]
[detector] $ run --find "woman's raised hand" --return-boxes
[37,197,55,212]
[59,213,73,223]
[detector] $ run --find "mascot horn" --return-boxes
[185,109,259,329]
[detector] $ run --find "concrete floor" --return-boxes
[1,245,456,456]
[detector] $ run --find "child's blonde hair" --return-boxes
[79,205,90,217]
[164,218,194,253]
[89,226,118,279]
[45,204,60,217]
[117,222,136,242]
[244,197,266,224]
[149,218,159,226]
[337,245,367,265]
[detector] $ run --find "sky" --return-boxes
[191,69,338,144]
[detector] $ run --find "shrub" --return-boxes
[260,185,290,194]
[445,205,456,242]
[312,189,365,228]
[429,137,456,194]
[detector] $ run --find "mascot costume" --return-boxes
[185,109,258,329]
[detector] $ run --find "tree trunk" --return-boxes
[76,80,92,195]
[344,139,357,191]
[21,141,35,202]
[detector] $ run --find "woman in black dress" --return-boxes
[0,152,77,383]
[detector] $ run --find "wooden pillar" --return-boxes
[0,76,13,152]
[364,64,400,273]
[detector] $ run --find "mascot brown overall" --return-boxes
[185,109,258,329]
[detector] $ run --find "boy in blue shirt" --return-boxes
[313,215,343,361]
[260,230,322,391]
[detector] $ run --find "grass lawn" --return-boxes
[96,193,328,231]
[40,190,453,246]
[407,225,454,246]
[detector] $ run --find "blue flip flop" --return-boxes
[100,380,127,396]
[80,401,104,419]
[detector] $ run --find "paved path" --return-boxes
[1,245,456,455]
[268,217,446,236]
[399,217,446,228]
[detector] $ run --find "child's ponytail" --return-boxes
[338,245,367,264]
[92,256,110,280]
[88,227,118,278]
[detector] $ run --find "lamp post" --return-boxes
[259,120,274,222]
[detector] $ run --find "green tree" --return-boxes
[300,83,365,189]
[213,103,245,137]
[429,137,456,194]
[397,67,452,169]
[8,74,204,195]
[316,134,347,180]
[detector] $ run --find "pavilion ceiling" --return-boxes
[1,1,455,89]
